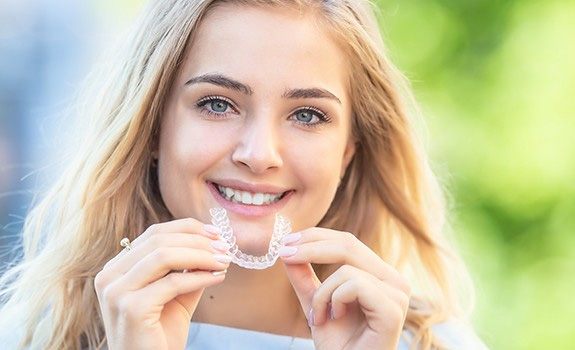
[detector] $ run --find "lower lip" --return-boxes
[207,182,294,217]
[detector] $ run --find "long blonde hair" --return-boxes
[0,1,474,349]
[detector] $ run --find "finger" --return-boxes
[117,269,226,324]
[280,228,384,271]
[138,218,221,242]
[280,228,410,293]
[111,218,221,264]
[107,233,229,274]
[119,247,231,290]
[311,265,402,326]
[330,276,409,334]
[309,265,362,326]
[282,262,320,325]
[135,271,225,314]
[99,233,230,289]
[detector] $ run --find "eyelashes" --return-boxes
[196,95,237,117]
[195,95,332,128]
[292,106,331,127]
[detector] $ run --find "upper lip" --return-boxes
[209,179,291,195]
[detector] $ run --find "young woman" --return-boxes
[0,0,487,349]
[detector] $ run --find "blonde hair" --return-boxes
[0,1,474,349]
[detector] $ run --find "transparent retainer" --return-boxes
[209,207,291,269]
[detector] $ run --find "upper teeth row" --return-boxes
[217,185,283,205]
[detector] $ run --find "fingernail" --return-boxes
[213,254,232,263]
[281,232,301,245]
[278,246,297,257]
[203,224,221,237]
[211,240,231,252]
[307,308,314,327]
[211,269,227,276]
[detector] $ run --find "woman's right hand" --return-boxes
[94,218,231,350]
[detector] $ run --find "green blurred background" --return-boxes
[1,0,573,349]
[375,0,575,348]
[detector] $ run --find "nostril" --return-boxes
[232,155,282,174]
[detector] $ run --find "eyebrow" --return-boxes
[185,73,253,95]
[282,87,342,105]
[185,73,342,105]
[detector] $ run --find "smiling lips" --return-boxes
[208,180,293,217]
[215,184,285,205]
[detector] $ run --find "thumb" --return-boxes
[282,261,321,314]
[175,288,204,316]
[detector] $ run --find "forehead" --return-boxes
[180,3,349,99]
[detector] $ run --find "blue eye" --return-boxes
[292,107,331,127]
[196,96,235,117]
[295,110,315,123]
[210,100,228,113]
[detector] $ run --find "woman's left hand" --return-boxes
[280,228,411,350]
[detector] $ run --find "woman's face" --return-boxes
[158,4,355,254]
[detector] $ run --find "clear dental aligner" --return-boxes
[209,207,291,269]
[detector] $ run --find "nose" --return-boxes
[231,115,283,174]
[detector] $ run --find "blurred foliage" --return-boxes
[375,0,575,348]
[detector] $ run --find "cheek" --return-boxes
[288,133,347,212]
[158,99,235,175]
[156,110,232,217]
[159,120,218,175]
[292,131,347,182]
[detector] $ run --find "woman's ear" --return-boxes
[151,150,159,167]
[340,139,356,179]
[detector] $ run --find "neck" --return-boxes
[192,261,311,338]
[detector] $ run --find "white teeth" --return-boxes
[253,193,264,205]
[216,184,285,206]
[241,192,253,204]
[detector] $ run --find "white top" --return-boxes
[186,321,488,349]
[0,320,488,349]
